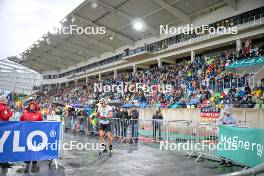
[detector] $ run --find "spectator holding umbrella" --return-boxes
[0,95,13,169]
[20,101,43,173]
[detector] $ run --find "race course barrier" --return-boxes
[63,115,264,168]
[0,121,61,162]
[217,125,264,167]
[138,120,264,168]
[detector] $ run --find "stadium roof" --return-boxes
[8,0,238,73]
[0,59,36,73]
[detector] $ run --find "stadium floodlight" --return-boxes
[45,38,51,44]
[17,55,22,61]
[48,23,62,34]
[132,19,145,31]
[71,16,77,23]
[91,1,98,9]
[109,35,114,40]
[30,45,35,50]
[62,18,68,23]
[43,33,48,38]
[35,41,40,48]
[54,23,62,30]
[22,55,28,61]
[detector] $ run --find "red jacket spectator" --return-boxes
[0,96,13,121]
[20,102,43,121]
[243,47,250,55]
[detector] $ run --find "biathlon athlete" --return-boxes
[97,98,113,154]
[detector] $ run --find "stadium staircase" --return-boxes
[253,65,264,84]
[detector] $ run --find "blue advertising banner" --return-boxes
[0,121,60,162]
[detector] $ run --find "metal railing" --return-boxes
[196,74,255,92]
[253,65,264,85]
[63,115,264,175]
[217,163,264,176]
[159,13,264,54]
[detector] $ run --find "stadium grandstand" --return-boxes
[0,59,42,95]
[8,0,264,109]
[1,0,264,175]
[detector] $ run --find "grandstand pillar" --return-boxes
[191,50,195,62]
[98,73,101,81]
[133,64,137,73]
[157,58,162,67]
[48,84,51,91]
[66,82,69,87]
[58,83,61,89]
[86,77,89,84]
[74,80,78,87]
[114,70,117,79]
[236,38,242,51]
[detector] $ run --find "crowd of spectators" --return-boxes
[36,44,264,110]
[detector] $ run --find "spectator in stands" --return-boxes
[20,102,42,121]
[217,106,236,126]
[79,110,85,135]
[120,108,129,142]
[217,106,236,167]
[228,86,237,96]
[113,107,122,139]
[0,95,13,169]
[68,107,76,131]
[244,84,251,95]
[152,109,163,140]
[128,106,139,143]
[36,44,263,110]
[0,95,13,121]
[20,102,43,173]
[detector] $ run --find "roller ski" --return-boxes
[109,145,113,157]
[99,145,113,157]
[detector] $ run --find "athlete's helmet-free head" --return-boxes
[99,98,107,104]
[0,95,7,104]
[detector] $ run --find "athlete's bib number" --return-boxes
[100,108,108,116]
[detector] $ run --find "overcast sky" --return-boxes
[0,0,84,60]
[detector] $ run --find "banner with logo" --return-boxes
[200,106,220,121]
[47,115,61,121]
[0,121,60,162]
[217,125,264,167]
[226,56,264,69]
